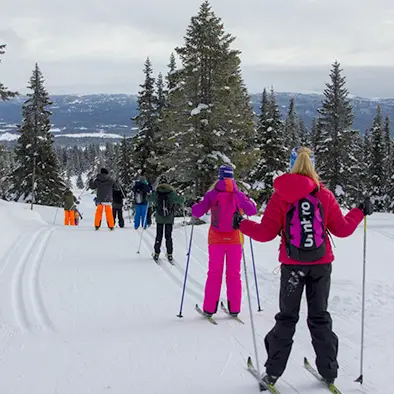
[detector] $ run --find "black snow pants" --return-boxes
[112,207,124,228]
[154,223,173,255]
[264,264,338,380]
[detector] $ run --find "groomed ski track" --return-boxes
[0,196,390,393]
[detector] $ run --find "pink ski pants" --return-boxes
[203,244,243,314]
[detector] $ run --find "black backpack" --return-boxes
[156,191,173,216]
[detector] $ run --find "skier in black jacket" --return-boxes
[112,189,125,228]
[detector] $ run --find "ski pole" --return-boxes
[249,237,262,312]
[183,203,188,251]
[177,220,195,318]
[241,232,261,377]
[137,202,150,254]
[355,216,367,385]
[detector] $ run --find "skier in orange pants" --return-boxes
[89,168,118,230]
[63,189,78,226]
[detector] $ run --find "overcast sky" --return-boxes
[2,0,394,97]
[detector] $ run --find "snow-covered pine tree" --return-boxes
[315,61,354,205]
[0,44,18,101]
[163,1,256,196]
[0,145,13,199]
[10,63,64,206]
[249,88,287,204]
[343,129,365,207]
[310,117,319,150]
[284,97,300,150]
[299,119,310,147]
[76,172,84,189]
[156,54,186,177]
[104,142,117,177]
[166,53,177,92]
[156,73,166,115]
[117,136,134,201]
[369,105,387,211]
[384,116,393,210]
[130,57,158,183]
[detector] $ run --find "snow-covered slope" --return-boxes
[0,192,392,393]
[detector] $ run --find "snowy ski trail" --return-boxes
[0,197,391,393]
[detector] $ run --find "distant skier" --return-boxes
[63,188,79,226]
[132,176,152,230]
[89,168,118,230]
[233,147,373,389]
[112,188,125,228]
[192,164,257,318]
[149,175,184,263]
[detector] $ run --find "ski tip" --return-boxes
[220,301,224,307]
[304,357,309,365]
[259,383,265,392]
[247,356,252,365]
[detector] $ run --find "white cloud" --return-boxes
[1,0,394,96]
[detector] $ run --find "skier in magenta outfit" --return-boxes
[192,164,257,317]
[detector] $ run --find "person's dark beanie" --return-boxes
[100,168,109,174]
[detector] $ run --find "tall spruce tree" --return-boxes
[284,97,300,149]
[384,115,393,209]
[0,45,18,101]
[369,106,388,211]
[130,57,158,182]
[315,61,355,205]
[249,88,287,203]
[161,1,256,196]
[10,63,64,206]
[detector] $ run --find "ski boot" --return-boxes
[95,226,100,231]
[152,253,159,263]
[322,377,335,385]
[260,373,278,390]
[167,254,173,263]
[203,310,213,318]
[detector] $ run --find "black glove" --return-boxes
[76,200,80,205]
[232,211,244,230]
[358,197,373,216]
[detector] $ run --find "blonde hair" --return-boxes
[290,147,320,188]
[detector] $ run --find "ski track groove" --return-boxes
[29,227,57,332]
[11,226,56,333]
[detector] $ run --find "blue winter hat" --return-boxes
[218,164,234,179]
[289,147,315,170]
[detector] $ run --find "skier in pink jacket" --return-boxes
[192,165,257,317]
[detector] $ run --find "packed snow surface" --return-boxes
[0,190,392,393]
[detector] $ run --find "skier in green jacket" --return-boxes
[148,175,184,263]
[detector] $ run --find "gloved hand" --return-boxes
[76,200,80,205]
[358,197,373,216]
[232,211,244,230]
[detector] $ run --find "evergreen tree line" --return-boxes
[115,1,394,212]
[1,1,393,211]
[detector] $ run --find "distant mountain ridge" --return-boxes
[0,92,393,145]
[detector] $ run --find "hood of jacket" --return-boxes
[96,173,111,183]
[156,183,174,193]
[64,190,73,197]
[273,173,321,204]
[214,178,238,193]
